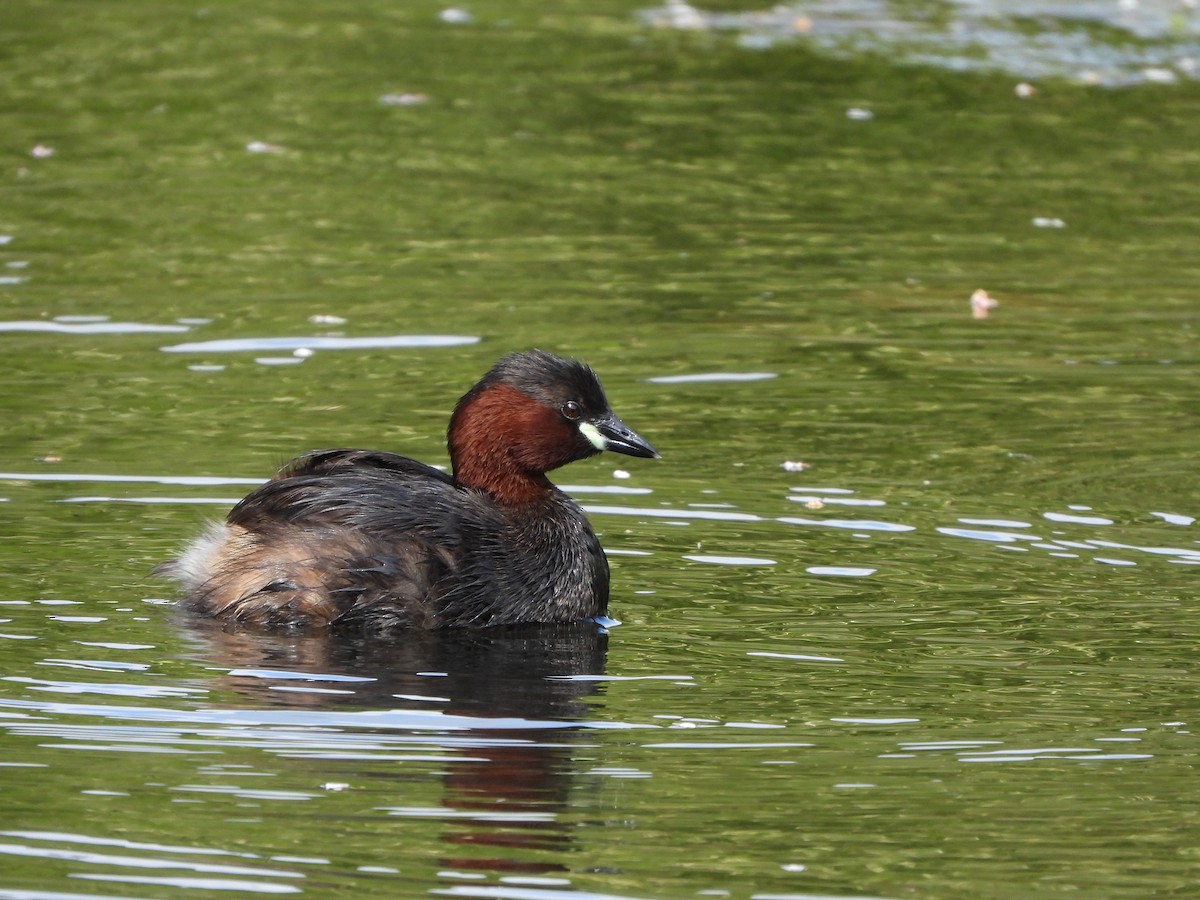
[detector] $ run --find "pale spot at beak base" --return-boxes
[578,422,607,451]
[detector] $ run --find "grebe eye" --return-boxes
[562,401,582,421]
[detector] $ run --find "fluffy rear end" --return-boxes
[157,524,329,625]
[157,522,454,628]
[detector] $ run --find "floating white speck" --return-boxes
[612,469,631,480]
[292,347,313,358]
[1032,216,1066,228]
[308,314,347,325]
[245,141,284,154]
[379,93,429,106]
[255,357,305,366]
[30,145,55,158]
[846,107,874,120]
[1015,82,1036,98]
[439,7,471,23]
[187,364,226,373]
[650,0,706,29]
[781,460,808,472]
[970,288,998,319]
[1142,67,1177,83]
[321,782,349,792]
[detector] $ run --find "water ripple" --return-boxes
[0,321,189,335]
[640,0,1200,87]
[779,516,914,533]
[160,334,479,353]
[644,372,777,384]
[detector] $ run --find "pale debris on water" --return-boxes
[1142,66,1178,83]
[245,141,285,154]
[1015,82,1037,98]
[1032,216,1066,228]
[309,314,347,325]
[612,469,632,480]
[644,2,810,33]
[647,0,707,29]
[781,460,809,473]
[971,288,998,319]
[439,7,471,24]
[293,347,314,358]
[846,107,874,121]
[379,93,429,106]
[30,145,55,158]
[321,782,349,792]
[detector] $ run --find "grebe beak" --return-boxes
[583,412,660,459]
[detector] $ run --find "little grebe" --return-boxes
[157,350,658,629]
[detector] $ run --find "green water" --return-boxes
[2,2,1199,898]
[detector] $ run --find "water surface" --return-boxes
[2,1,1198,898]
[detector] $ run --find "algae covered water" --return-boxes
[2,2,1199,898]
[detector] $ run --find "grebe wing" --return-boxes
[271,448,455,485]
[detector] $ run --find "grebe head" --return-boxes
[448,350,658,501]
